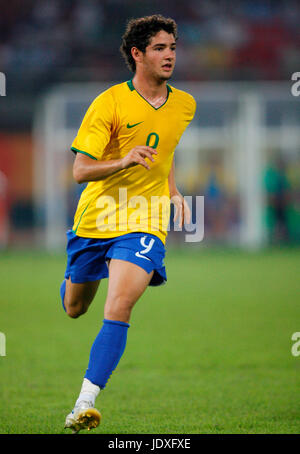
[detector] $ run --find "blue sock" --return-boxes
[84,318,130,389]
[60,280,67,312]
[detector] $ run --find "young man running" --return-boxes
[62,14,196,433]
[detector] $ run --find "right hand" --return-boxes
[121,146,157,171]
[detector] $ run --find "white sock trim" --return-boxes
[81,378,100,396]
[76,378,100,406]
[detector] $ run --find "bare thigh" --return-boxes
[104,259,154,323]
[64,277,101,318]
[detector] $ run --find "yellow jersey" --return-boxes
[70,80,196,244]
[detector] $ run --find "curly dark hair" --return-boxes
[120,14,178,73]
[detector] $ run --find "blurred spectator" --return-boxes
[195,152,239,243]
[263,155,292,244]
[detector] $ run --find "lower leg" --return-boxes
[84,318,130,389]
[76,260,153,403]
[75,318,130,411]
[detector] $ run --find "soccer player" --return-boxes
[62,14,196,433]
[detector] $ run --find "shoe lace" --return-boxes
[75,400,94,410]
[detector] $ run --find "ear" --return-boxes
[131,47,143,66]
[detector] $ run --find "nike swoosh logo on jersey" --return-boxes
[127,121,143,128]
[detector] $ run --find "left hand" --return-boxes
[170,192,191,228]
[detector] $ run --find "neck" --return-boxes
[132,72,168,100]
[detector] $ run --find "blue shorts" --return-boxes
[64,230,167,287]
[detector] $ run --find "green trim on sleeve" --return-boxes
[71,147,97,161]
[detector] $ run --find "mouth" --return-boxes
[162,63,173,72]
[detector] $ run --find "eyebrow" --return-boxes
[152,42,177,48]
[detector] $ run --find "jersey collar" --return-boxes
[126,79,172,110]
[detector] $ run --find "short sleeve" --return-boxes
[189,96,197,123]
[71,90,116,160]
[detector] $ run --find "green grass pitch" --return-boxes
[0,247,300,434]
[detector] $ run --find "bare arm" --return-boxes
[168,156,191,227]
[168,158,179,198]
[73,146,157,184]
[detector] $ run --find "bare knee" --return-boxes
[65,299,89,319]
[63,278,99,319]
[104,295,135,323]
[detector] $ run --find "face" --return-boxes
[133,30,176,82]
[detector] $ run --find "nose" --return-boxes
[165,48,175,61]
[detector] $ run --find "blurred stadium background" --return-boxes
[1,0,300,435]
[1,0,300,249]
